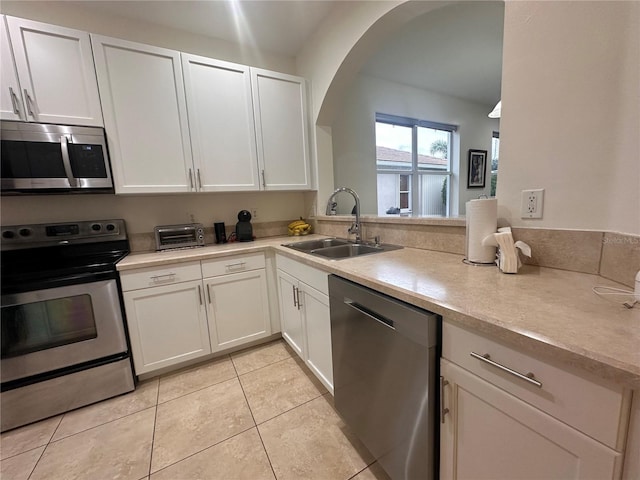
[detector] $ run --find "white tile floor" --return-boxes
[0,339,390,480]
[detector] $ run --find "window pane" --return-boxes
[376,122,412,171]
[418,174,449,216]
[399,174,409,191]
[491,136,500,196]
[417,127,449,171]
[400,192,409,209]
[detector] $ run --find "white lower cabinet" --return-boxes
[202,254,271,352]
[277,269,305,357]
[440,320,628,480]
[121,253,272,376]
[440,359,622,479]
[123,278,211,375]
[276,254,333,393]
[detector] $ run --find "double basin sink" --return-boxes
[283,237,402,260]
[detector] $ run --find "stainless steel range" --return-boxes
[1,219,134,432]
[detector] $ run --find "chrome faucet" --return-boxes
[325,187,361,243]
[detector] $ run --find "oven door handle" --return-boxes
[60,135,78,187]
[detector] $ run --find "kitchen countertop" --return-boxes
[117,235,640,389]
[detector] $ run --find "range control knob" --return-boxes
[18,228,32,237]
[91,223,102,232]
[105,224,116,232]
[2,230,15,239]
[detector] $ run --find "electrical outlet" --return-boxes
[251,208,258,219]
[521,189,544,219]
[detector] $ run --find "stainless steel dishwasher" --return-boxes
[329,275,440,480]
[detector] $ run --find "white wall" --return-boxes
[498,1,639,234]
[0,1,308,232]
[331,74,499,214]
[298,0,640,235]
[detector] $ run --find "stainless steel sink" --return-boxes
[283,237,402,260]
[282,237,351,252]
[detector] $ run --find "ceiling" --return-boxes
[67,0,335,57]
[68,0,503,106]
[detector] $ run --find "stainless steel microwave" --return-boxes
[1,121,114,194]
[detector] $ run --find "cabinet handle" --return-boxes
[470,352,543,388]
[188,169,194,190]
[440,376,449,424]
[9,87,20,115]
[225,262,246,272]
[150,273,176,282]
[206,284,212,304]
[295,286,302,310]
[261,169,266,188]
[60,135,78,187]
[24,89,35,117]
[292,285,297,307]
[198,285,203,305]
[197,168,202,189]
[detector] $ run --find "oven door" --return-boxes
[1,278,128,384]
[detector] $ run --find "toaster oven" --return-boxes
[154,223,205,250]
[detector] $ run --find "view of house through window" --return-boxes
[375,113,456,216]
[491,131,500,196]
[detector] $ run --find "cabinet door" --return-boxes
[300,283,333,393]
[123,280,211,375]
[6,16,103,126]
[440,359,622,480]
[182,54,260,192]
[204,269,271,352]
[92,35,193,193]
[251,68,311,190]
[0,16,25,121]
[277,269,304,356]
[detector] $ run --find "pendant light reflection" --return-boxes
[488,100,501,118]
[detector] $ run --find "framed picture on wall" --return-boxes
[467,149,487,188]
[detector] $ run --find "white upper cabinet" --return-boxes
[1,16,25,121]
[92,35,193,194]
[251,68,311,190]
[182,54,260,192]
[4,16,103,126]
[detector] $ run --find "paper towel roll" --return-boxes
[466,198,498,264]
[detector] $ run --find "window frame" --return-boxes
[375,113,457,216]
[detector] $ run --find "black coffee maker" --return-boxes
[235,210,253,242]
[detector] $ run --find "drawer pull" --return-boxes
[226,261,246,271]
[150,273,176,282]
[470,352,542,388]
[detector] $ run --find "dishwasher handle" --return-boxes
[344,300,395,330]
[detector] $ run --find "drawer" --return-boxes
[276,254,328,295]
[442,321,629,450]
[120,261,202,291]
[201,253,265,278]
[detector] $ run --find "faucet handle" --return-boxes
[368,235,381,246]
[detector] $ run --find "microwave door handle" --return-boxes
[60,135,78,187]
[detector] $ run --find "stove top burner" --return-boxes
[1,219,129,292]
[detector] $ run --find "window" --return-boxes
[491,131,499,197]
[375,113,456,216]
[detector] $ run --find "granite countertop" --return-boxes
[117,235,640,389]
